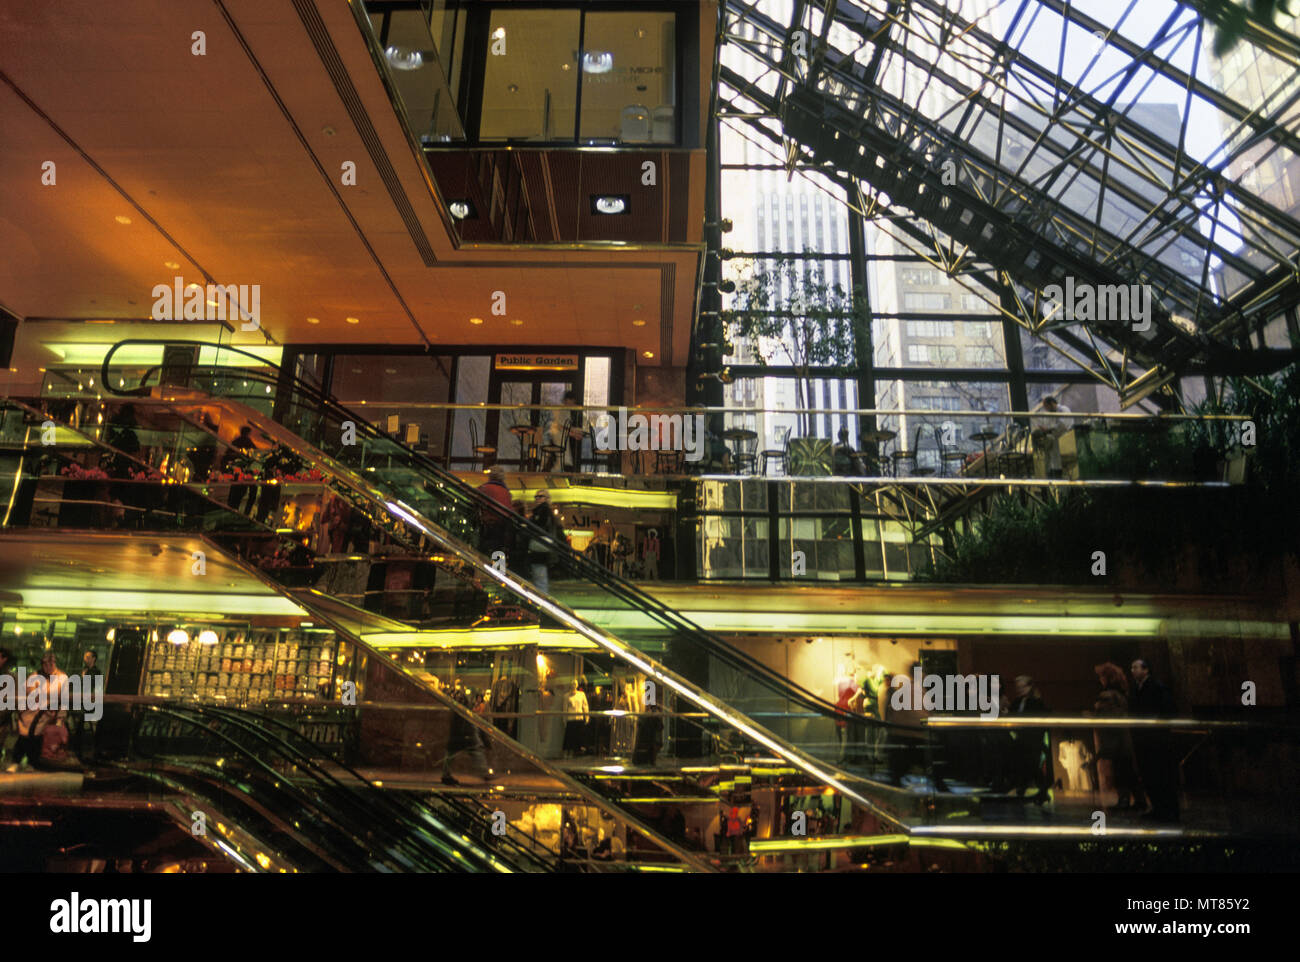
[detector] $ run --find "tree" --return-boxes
[726,258,866,437]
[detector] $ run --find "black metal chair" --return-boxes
[760,426,791,476]
[936,424,967,477]
[468,419,495,469]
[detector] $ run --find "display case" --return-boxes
[141,628,338,703]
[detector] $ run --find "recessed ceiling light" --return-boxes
[632,319,646,327]
[306,317,320,325]
[469,317,484,325]
[185,282,202,291]
[164,261,180,270]
[510,319,523,326]
[642,351,654,359]
[561,63,571,71]
[322,125,336,136]
[385,368,398,374]
[507,83,518,93]
[114,215,132,225]
[491,27,506,40]
[345,316,360,324]
[592,194,629,215]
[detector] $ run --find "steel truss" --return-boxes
[717,0,1300,406]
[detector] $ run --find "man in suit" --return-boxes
[1129,658,1180,822]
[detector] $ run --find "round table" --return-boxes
[509,423,537,469]
[861,428,897,474]
[970,428,1000,477]
[721,428,758,473]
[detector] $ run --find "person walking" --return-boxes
[1129,658,1180,822]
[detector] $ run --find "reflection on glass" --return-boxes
[480,9,580,141]
[579,12,676,143]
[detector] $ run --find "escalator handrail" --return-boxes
[96,340,887,731]
[148,703,508,872]
[174,704,517,873]
[129,703,457,871]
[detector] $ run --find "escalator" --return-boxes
[7,351,1295,866]
[87,340,940,826]
[107,701,517,872]
[0,400,713,870]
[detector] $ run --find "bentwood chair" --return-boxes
[760,426,791,476]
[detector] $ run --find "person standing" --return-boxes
[478,466,516,562]
[0,647,14,768]
[1008,674,1051,804]
[1129,658,1180,822]
[74,649,103,760]
[1092,662,1138,811]
[526,489,563,596]
[561,680,589,759]
[1030,396,1073,478]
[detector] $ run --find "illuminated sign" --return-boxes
[494,354,579,371]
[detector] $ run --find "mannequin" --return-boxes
[834,656,862,764]
[641,528,661,580]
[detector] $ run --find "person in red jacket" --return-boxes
[478,466,516,563]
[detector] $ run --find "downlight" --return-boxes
[592,194,628,215]
[449,200,474,220]
[385,46,425,71]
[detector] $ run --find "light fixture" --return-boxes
[469,317,484,325]
[306,317,320,325]
[704,218,734,233]
[167,628,189,645]
[198,629,219,645]
[448,199,474,220]
[592,194,629,215]
[583,51,614,73]
[491,27,506,41]
[106,628,115,642]
[632,319,646,327]
[384,45,425,71]
[345,316,360,324]
[185,282,202,291]
[510,319,523,326]
[642,351,654,359]
[114,215,132,225]
[164,261,180,270]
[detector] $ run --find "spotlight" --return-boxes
[592,194,629,215]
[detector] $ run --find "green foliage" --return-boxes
[924,366,1300,587]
